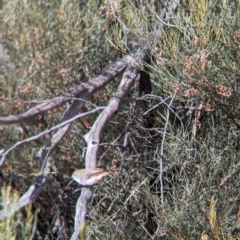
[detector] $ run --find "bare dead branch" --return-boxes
[0,1,182,237]
[0,107,104,165]
[70,0,181,237]
[0,56,128,125]
[0,107,106,221]
[71,58,140,240]
[0,57,129,223]
[84,65,140,168]
[71,188,92,240]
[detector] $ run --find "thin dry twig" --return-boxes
[0,55,130,223]
[159,94,175,208]
[0,107,104,165]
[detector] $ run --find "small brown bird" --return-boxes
[72,168,111,187]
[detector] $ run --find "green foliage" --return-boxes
[0,185,37,239]
[1,0,240,239]
[151,0,240,112]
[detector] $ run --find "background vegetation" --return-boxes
[0,0,240,239]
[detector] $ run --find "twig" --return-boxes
[139,95,184,129]
[0,107,104,165]
[98,143,125,149]
[119,132,131,171]
[212,113,217,150]
[159,94,175,209]
[0,57,129,124]
[142,96,172,116]
[119,73,141,172]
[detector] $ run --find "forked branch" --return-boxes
[71,57,142,240]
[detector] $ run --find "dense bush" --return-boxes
[1,0,240,239]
